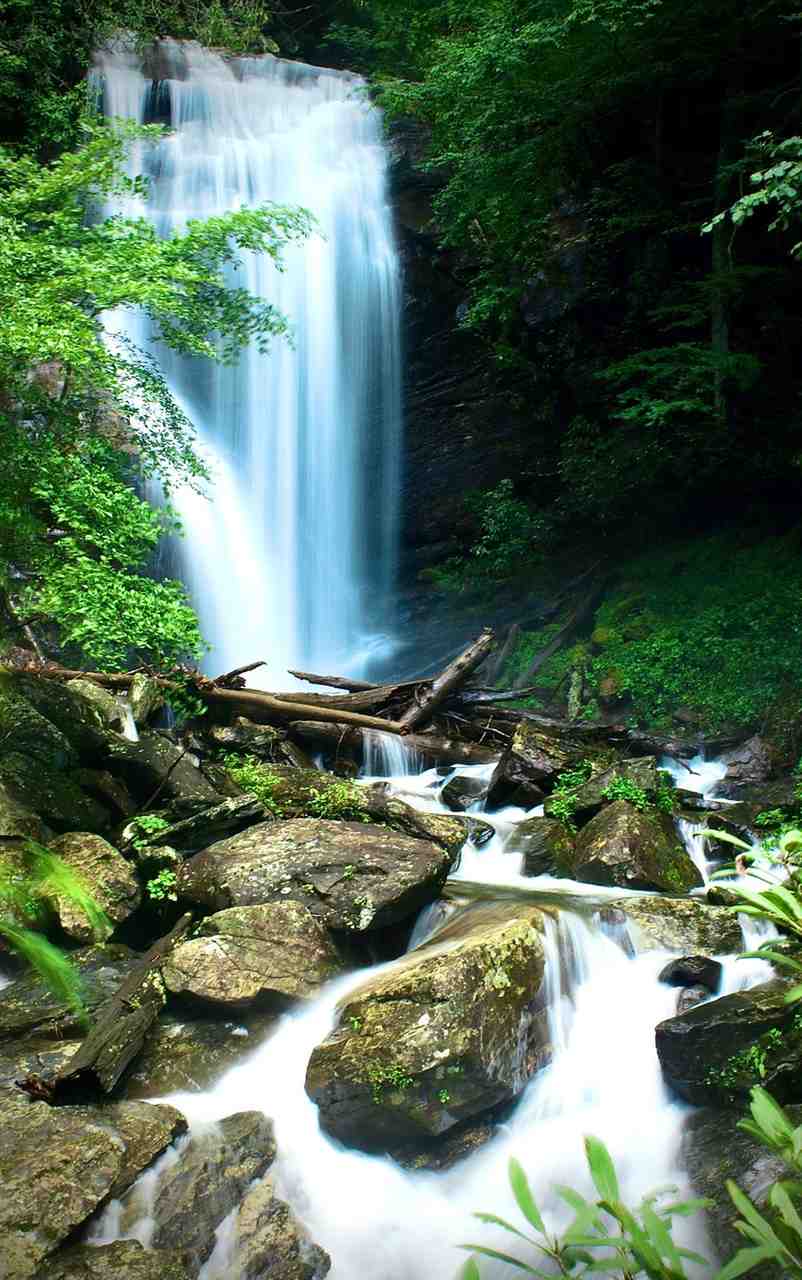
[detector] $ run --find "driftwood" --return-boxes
[288,721,499,765]
[397,629,495,734]
[52,912,193,1096]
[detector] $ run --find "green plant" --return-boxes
[223,753,285,816]
[548,761,595,829]
[163,672,208,726]
[438,1088,451,1104]
[307,782,369,822]
[461,1135,709,1279]
[365,1061,415,1104]
[602,777,650,811]
[127,813,171,853]
[145,868,178,903]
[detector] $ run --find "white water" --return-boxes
[94,40,402,679]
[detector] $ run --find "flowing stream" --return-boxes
[93,39,402,679]
[90,746,771,1278]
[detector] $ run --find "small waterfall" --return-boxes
[93,39,402,679]
[361,730,423,779]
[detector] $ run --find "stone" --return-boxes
[716,735,774,799]
[563,801,702,892]
[65,679,127,733]
[360,783,468,856]
[655,979,802,1105]
[68,1100,187,1199]
[1,673,109,761]
[544,756,660,823]
[207,717,288,760]
[147,1112,276,1269]
[658,955,722,992]
[605,895,742,954]
[486,722,581,808]
[306,901,549,1151]
[129,674,165,726]
[226,1178,331,1279]
[163,902,345,1009]
[177,818,452,933]
[0,677,76,769]
[105,731,221,814]
[0,751,111,833]
[682,1105,801,1275]
[507,816,575,877]
[124,1012,277,1099]
[0,943,138,1043]
[123,795,267,858]
[677,984,710,1014]
[37,1241,192,1280]
[440,773,490,811]
[49,832,141,941]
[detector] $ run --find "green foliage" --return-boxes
[547,761,594,829]
[163,672,208,726]
[364,1061,414,1104]
[429,481,551,592]
[0,840,110,1020]
[705,132,802,260]
[223,753,285,816]
[602,777,650,811]
[0,121,311,668]
[127,813,171,853]
[588,536,802,729]
[146,867,178,902]
[462,1136,710,1279]
[307,782,369,822]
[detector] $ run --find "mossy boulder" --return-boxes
[37,1242,192,1280]
[0,1092,186,1279]
[208,716,289,760]
[49,832,141,941]
[507,816,575,877]
[123,795,266,859]
[129,674,164,726]
[177,818,452,933]
[124,1012,278,1100]
[656,979,802,1105]
[543,756,660,824]
[562,800,702,892]
[0,679,75,769]
[487,721,613,810]
[305,901,549,1151]
[1,673,109,760]
[0,751,111,832]
[105,730,221,815]
[440,772,490,811]
[65,679,127,734]
[163,902,345,1009]
[604,895,742,954]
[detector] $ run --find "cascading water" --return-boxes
[93,39,402,679]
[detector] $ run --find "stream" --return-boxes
[89,741,773,1279]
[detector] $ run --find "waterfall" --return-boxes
[93,39,402,680]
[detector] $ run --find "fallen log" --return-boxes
[397,628,495,734]
[52,912,193,1096]
[288,721,499,766]
[288,670,377,692]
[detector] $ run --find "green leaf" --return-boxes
[508,1158,546,1235]
[584,1136,620,1202]
[715,1245,775,1280]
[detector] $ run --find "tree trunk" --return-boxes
[397,629,495,733]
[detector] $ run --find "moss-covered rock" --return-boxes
[123,795,267,859]
[163,902,345,1009]
[656,979,802,1105]
[6,673,110,759]
[305,901,549,1151]
[49,832,140,941]
[105,730,221,815]
[65,679,127,734]
[129,674,164,726]
[0,679,75,769]
[0,751,111,833]
[604,895,742,954]
[562,800,702,892]
[507,816,575,876]
[37,1241,192,1280]
[177,818,452,933]
[223,1178,331,1279]
[544,756,660,823]
[486,721,613,809]
[0,943,138,1042]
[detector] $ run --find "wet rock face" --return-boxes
[36,1241,192,1280]
[486,723,580,809]
[0,943,138,1042]
[564,800,702,893]
[226,1178,331,1279]
[606,895,742,954]
[658,955,722,993]
[49,832,141,941]
[163,901,346,1009]
[440,772,490,811]
[177,817,453,932]
[147,1112,277,1270]
[124,1013,278,1100]
[682,1106,800,1277]
[716,735,775,798]
[306,902,549,1151]
[0,1093,186,1279]
[656,979,802,1106]
[105,731,222,815]
[508,816,574,877]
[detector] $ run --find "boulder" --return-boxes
[223,1178,331,1279]
[544,757,660,823]
[129,674,164,726]
[656,979,802,1105]
[440,773,490,811]
[605,895,742,954]
[682,1106,801,1275]
[306,901,549,1151]
[0,943,138,1042]
[123,795,267,859]
[124,1012,277,1100]
[207,717,288,761]
[507,816,574,877]
[658,955,722,992]
[163,902,345,1009]
[0,1093,184,1279]
[716,735,774,799]
[145,1112,276,1270]
[0,751,111,833]
[105,731,221,814]
[5,673,109,759]
[360,783,468,856]
[65,679,127,734]
[563,801,702,892]
[486,722,579,808]
[0,678,76,769]
[177,818,452,933]
[37,1241,192,1280]
[49,832,140,941]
